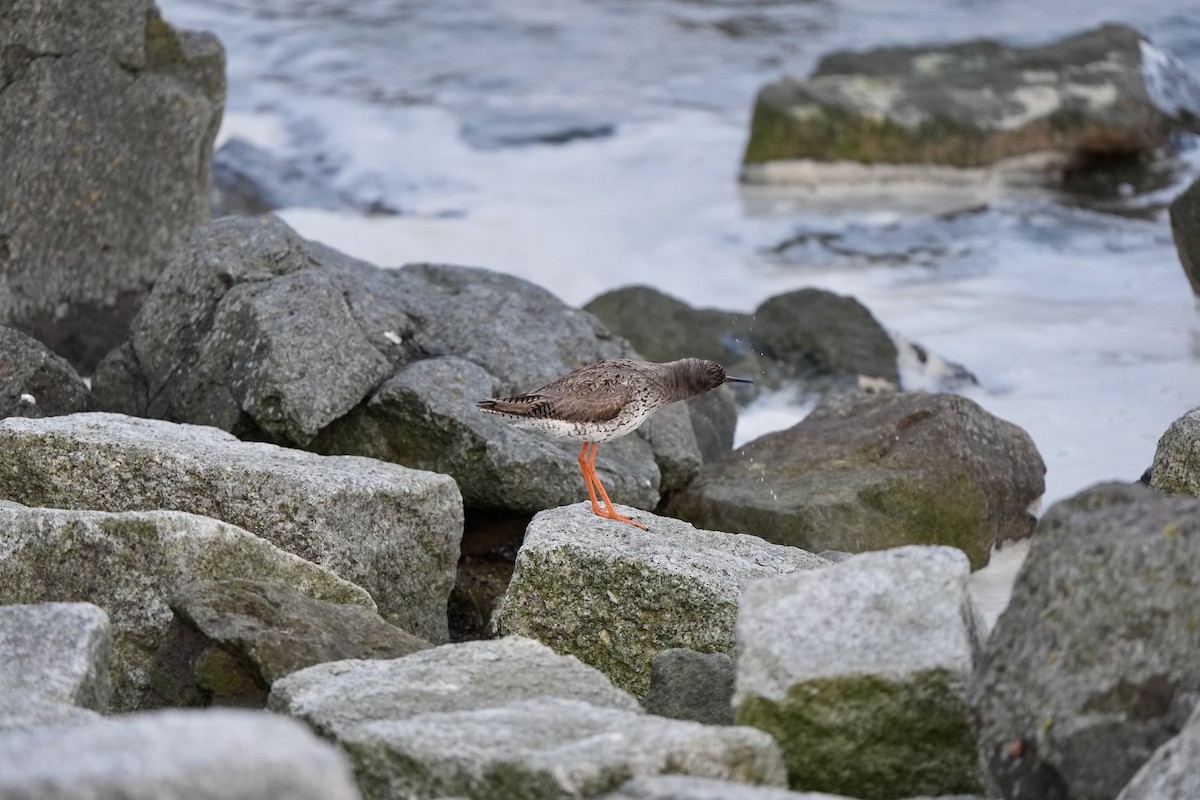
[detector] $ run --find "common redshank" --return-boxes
[477,357,752,530]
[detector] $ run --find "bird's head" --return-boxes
[687,359,754,394]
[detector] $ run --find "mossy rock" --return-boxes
[737,670,981,799]
[1149,407,1200,496]
[742,25,1191,169]
[668,392,1044,569]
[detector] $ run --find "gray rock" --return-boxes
[0,1,225,371]
[752,288,899,385]
[583,285,764,382]
[735,546,984,798]
[971,482,1200,800]
[1149,407,1200,496]
[460,108,616,149]
[685,391,743,464]
[0,699,103,733]
[0,327,92,419]
[0,503,373,711]
[0,412,462,641]
[268,636,641,739]
[93,215,702,513]
[1170,178,1200,298]
[88,340,148,417]
[0,708,361,800]
[603,775,857,799]
[742,25,1199,172]
[668,391,1045,569]
[1116,706,1200,800]
[96,219,393,446]
[157,578,431,708]
[342,697,786,800]
[493,503,829,697]
[272,637,787,799]
[219,268,394,446]
[641,649,736,726]
[0,603,111,711]
[211,137,380,217]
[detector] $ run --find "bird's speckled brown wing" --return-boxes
[478,360,639,422]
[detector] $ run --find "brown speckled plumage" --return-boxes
[478,358,750,529]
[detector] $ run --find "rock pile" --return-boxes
[3,2,1199,798]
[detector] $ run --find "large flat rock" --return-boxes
[271,636,785,799]
[0,503,373,711]
[494,503,829,696]
[0,412,462,641]
[341,697,786,800]
[268,636,640,739]
[0,708,360,800]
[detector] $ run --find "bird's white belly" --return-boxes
[507,404,657,443]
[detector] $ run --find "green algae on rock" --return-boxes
[741,25,1198,174]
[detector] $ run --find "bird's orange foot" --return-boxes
[591,504,649,531]
[579,441,649,531]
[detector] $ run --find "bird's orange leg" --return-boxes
[585,443,648,531]
[578,442,605,517]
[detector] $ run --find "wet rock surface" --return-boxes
[586,284,976,406]
[751,289,899,386]
[210,137,391,218]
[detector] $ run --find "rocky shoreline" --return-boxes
[3,2,1200,799]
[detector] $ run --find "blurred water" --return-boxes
[160,0,1200,510]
